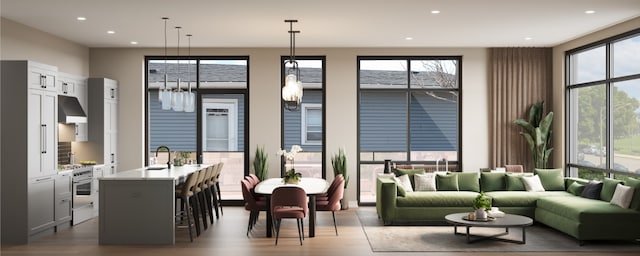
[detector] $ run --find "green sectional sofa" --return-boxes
[376,170,640,243]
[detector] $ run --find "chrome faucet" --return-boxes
[435,158,441,172]
[155,145,171,169]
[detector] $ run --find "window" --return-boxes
[146,56,249,201]
[302,104,322,145]
[358,57,461,203]
[282,57,325,179]
[566,29,640,179]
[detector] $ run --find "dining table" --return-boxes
[254,177,329,238]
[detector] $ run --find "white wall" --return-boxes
[0,18,89,76]
[89,47,490,204]
[551,16,640,168]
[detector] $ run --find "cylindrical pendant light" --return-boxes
[183,34,195,112]
[171,26,184,111]
[160,17,172,110]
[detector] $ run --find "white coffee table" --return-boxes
[445,212,533,244]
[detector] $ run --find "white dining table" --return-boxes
[254,177,329,238]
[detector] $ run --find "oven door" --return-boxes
[72,177,93,225]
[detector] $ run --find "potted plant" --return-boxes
[252,145,269,181]
[277,145,302,184]
[174,151,190,166]
[331,148,349,209]
[473,192,492,219]
[513,101,554,169]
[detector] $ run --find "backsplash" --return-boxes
[58,142,72,165]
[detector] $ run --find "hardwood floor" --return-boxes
[0,206,635,256]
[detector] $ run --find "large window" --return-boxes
[146,57,249,201]
[567,30,640,180]
[281,57,325,178]
[358,57,461,203]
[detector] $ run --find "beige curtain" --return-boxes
[489,48,552,172]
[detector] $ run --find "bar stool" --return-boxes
[175,170,200,242]
[213,162,224,215]
[200,165,216,225]
[193,169,209,232]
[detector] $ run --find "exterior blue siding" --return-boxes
[409,92,458,151]
[360,92,408,151]
[284,90,322,151]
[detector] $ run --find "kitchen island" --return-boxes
[98,164,209,245]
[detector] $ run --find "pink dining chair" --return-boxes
[316,174,344,202]
[504,164,524,173]
[241,179,267,236]
[316,177,345,235]
[271,186,308,245]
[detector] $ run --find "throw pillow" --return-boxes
[394,174,414,192]
[505,173,530,191]
[457,172,480,192]
[393,168,425,189]
[624,177,640,211]
[521,175,545,192]
[610,183,634,209]
[534,168,565,191]
[436,174,459,191]
[567,182,586,196]
[394,179,407,197]
[600,178,623,202]
[581,180,604,199]
[480,173,505,192]
[414,173,437,191]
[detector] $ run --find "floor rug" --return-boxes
[357,208,640,252]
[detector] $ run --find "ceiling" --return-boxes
[2,0,640,48]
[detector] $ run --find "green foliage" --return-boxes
[577,86,640,145]
[331,148,349,189]
[473,192,492,210]
[253,145,269,181]
[578,168,605,181]
[283,168,302,184]
[514,101,554,169]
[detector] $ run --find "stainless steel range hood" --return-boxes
[58,95,87,123]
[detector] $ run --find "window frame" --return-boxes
[565,28,640,179]
[356,56,462,205]
[301,103,322,146]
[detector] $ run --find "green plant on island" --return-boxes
[253,145,269,181]
[513,101,554,169]
[331,148,349,189]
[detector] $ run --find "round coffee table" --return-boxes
[445,212,533,244]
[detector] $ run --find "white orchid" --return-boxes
[277,145,303,169]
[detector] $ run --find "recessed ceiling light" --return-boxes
[524,37,533,41]
[405,37,414,41]
[76,17,86,21]
[431,10,440,14]
[107,30,115,34]
[585,10,596,14]
[130,41,138,45]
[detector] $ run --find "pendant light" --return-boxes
[183,34,195,112]
[171,26,184,111]
[282,19,303,111]
[159,17,172,110]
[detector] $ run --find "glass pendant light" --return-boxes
[282,19,303,111]
[183,34,195,112]
[171,26,184,112]
[159,17,172,110]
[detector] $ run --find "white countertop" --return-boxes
[99,164,210,181]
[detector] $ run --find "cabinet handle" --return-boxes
[75,124,79,135]
[61,198,70,203]
[110,88,115,98]
[43,124,47,154]
[40,75,46,88]
[111,153,114,163]
[41,124,46,153]
[35,177,52,182]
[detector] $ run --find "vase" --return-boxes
[284,177,299,184]
[475,208,488,220]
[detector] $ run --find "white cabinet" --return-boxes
[88,78,118,174]
[27,89,58,178]
[28,176,56,234]
[2,60,60,244]
[58,73,89,142]
[54,172,72,225]
[92,165,104,216]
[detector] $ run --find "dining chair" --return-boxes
[316,176,345,235]
[317,174,343,202]
[245,174,266,201]
[505,164,524,173]
[174,170,200,242]
[271,186,308,245]
[241,179,267,236]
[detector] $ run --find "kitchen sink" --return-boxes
[145,167,167,171]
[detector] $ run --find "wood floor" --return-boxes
[1,206,635,256]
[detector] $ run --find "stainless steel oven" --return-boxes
[72,167,94,225]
